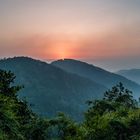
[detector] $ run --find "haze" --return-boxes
[0,0,140,71]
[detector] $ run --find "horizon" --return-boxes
[1,55,140,72]
[0,0,140,71]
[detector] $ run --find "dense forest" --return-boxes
[0,69,140,140]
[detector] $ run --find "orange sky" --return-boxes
[0,0,140,70]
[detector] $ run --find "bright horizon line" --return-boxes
[1,55,140,72]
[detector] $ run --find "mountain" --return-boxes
[116,69,140,85]
[52,59,140,98]
[0,57,107,120]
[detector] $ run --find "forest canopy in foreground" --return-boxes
[0,69,140,140]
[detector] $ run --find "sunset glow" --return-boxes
[0,0,140,70]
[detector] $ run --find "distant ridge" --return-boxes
[116,69,140,85]
[52,59,140,98]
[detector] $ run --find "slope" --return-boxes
[52,59,140,98]
[0,57,107,120]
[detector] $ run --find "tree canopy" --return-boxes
[0,70,140,140]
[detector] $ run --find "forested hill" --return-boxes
[52,59,140,98]
[0,57,106,120]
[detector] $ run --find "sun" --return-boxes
[46,36,78,59]
[52,41,73,59]
[56,48,69,59]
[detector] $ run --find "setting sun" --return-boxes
[0,0,140,70]
[55,47,70,59]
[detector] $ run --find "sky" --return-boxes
[0,0,140,71]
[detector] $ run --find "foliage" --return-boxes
[0,70,46,139]
[0,69,140,140]
[84,82,140,140]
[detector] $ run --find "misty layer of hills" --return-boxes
[52,59,140,97]
[117,69,140,85]
[0,57,106,120]
[0,57,140,120]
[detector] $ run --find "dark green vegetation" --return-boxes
[52,59,140,98]
[117,69,140,85]
[0,57,106,120]
[0,70,140,140]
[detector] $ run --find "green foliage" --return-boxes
[48,113,82,140]
[0,70,47,139]
[0,69,140,140]
[24,118,50,140]
[84,82,140,140]
[0,70,23,139]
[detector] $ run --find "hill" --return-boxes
[116,69,140,85]
[0,57,106,120]
[52,59,140,98]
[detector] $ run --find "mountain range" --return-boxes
[52,59,140,97]
[0,57,140,120]
[0,57,106,120]
[116,69,140,85]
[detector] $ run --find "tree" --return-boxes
[84,83,140,140]
[0,70,21,98]
[0,70,24,139]
[0,70,39,139]
[49,112,82,140]
[104,82,137,108]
